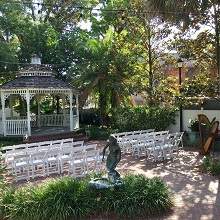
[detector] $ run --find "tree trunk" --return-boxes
[98,81,108,125]
[110,89,120,109]
[78,75,105,109]
[146,21,154,106]
[213,5,220,92]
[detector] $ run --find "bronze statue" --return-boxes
[102,135,121,183]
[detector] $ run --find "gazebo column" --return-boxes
[76,94,79,129]
[36,95,41,128]
[26,90,31,136]
[1,92,6,136]
[9,95,14,118]
[69,92,73,131]
[61,95,67,127]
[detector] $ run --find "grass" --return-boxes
[0,174,174,220]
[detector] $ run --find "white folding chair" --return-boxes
[84,144,97,151]
[146,137,164,162]
[69,154,86,177]
[85,149,101,174]
[59,146,73,174]
[62,138,74,145]
[69,147,86,177]
[175,132,184,149]
[45,148,60,176]
[131,139,146,158]
[30,151,47,179]
[12,153,30,182]
[4,146,28,170]
[72,141,84,148]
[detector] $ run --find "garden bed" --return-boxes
[0,174,174,220]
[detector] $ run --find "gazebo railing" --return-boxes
[37,114,65,127]
[6,119,28,136]
[31,114,72,127]
[1,114,79,136]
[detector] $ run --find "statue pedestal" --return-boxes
[89,177,123,189]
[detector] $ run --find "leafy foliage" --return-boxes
[0,175,173,220]
[188,119,199,132]
[111,106,176,131]
[0,154,6,189]
[202,156,220,176]
[84,125,118,140]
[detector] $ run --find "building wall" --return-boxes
[169,110,220,132]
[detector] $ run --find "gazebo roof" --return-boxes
[0,58,77,93]
[0,75,73,90]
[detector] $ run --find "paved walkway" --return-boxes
[118,149,220,220]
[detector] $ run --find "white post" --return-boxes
[62,95,66,126]
[26,90,31,136]
[69,92,73,131]
[9,95,13,118]
[36,96,41,128]
[1,92,6,136]
[76,94,79,129]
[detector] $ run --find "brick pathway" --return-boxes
[117,149,220,220]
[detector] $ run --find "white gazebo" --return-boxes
[0,56,79,136]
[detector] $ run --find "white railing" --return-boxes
[36,114,66,127]
[6,119,28,136]
[2,115,79,136]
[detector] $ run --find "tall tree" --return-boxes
[145,0,220,84]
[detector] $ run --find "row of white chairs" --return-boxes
[10,144,102,182]
[131,132,184,161]
[1,138,76,156]
[3,140,84,167]
[112,129,155,139]
[113,130,184,161]
[116,130,169,154]
[1,139,103,182]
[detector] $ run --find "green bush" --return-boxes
[85,125,118,140]
[0,137,23,148]
[202,156,220,175]
[0,154,6,189]
[0,175,173,220]
[111,106,176,132]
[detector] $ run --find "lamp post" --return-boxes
[178,58,183,132]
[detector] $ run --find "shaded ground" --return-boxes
[117,148,220,220]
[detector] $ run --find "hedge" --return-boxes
[0,174,174,220]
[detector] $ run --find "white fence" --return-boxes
[35,114,67,127]
[6,119,28,136]
[32,114,78,128]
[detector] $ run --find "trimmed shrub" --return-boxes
[111,106,176,132]
[0,174,173,220]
